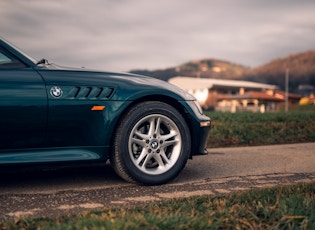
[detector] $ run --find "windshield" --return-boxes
[0,37,38,64]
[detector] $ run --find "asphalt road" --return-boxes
[0,142,314,220]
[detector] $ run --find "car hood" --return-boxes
[35,63,196,101]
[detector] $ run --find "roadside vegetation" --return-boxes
[1,108,314,229]
[206,106,315,148]
[1,182,314,229]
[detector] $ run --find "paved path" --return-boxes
[0,143,314,220]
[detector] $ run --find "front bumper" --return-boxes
[192,119,211,156]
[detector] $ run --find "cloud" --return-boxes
[1,0,315,71]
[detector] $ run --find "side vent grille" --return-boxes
[66,87,113,100]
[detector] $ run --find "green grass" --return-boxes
[1,183,314,229]
[206,110,315,148]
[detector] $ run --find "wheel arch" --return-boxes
[109,94,195,158]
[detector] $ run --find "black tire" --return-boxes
[110,101,191,185]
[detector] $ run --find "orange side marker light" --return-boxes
[91,106,106,111]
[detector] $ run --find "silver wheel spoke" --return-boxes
[158,150,170,165]
[160,130,177,141]
[141,153,154,168]
[148,117,156,136]
[136,149,149,166]
[155,117,162,136]
[161,139,178,148]
[134,130,148,140]
[131,137,146,147]
[128,114,182,175]
[153,154,166,168]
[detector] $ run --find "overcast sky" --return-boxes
[1,0,315,71]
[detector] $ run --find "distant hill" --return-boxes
[130,59,250,81]
[244,51,315,93]
[130,51,315,94]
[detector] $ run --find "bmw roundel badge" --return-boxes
[50,86,63,98]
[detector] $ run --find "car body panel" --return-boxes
[0,68,47,149]
[0,37,211,167]
[0,148,103,164]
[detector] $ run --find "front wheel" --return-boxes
[110,101,191,185]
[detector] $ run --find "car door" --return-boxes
[0,48,47,150]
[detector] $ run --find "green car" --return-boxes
[0,37,210,185]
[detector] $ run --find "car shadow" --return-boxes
[0,162,126,192]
